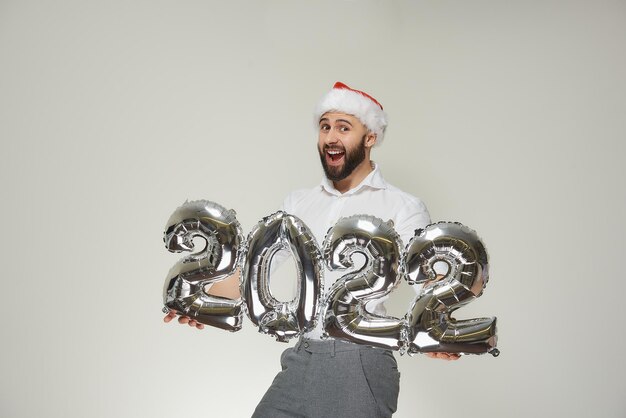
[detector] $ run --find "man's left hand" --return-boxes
[425,352,461,361]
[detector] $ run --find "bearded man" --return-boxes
[165,82,459,418]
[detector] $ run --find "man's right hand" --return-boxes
[162,270,241,331]
[163,309,205,330]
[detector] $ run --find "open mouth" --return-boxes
[326,148,345,165]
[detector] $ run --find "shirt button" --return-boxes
[304,342,309,348]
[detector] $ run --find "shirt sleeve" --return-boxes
[365,194,432,315]
[394,196,431,297]
[280,194,291,212]
[281,189,307,213]
[273,190,307,275]
[394,197,431,248]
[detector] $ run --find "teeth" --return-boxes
[327,150,343,155]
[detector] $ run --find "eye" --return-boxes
[319,124,330,132]
[339,125,350,133]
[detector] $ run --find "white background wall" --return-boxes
[1,1,624,417]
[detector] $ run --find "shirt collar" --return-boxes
[320,161,387,196]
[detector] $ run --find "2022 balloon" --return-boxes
[162,200,499,357]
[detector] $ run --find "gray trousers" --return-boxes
[252,338,400,418]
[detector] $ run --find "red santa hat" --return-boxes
[314,82,388,145]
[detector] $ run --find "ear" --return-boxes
[364,131,377,148]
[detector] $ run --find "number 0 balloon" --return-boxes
[241,211,324,342]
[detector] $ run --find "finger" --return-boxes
[188,319,197,327]
[178,316,190,324]
[438,353,460,360]
[196,323,205,330]
[425,352,459,360]
[163,311,177,323]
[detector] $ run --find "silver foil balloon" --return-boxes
[162,200,244,332]
[241,211,323,342]
[322,215,406,351]
[403,222,498,356]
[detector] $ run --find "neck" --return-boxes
[333,159,374,194]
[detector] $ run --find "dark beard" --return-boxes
[318,135,367,182]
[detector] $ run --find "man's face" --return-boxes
[317,113,371,182]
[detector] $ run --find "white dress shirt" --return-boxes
[281,162,431,339]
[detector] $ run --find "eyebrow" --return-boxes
[319,118,353,126]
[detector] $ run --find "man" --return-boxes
[164,82,459,418]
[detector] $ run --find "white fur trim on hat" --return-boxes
[314,83,388,145]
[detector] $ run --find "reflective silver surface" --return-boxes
[162,200,244,332]
[403,222,498,356]
[241,211,323,342]
[322,215,406,351]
